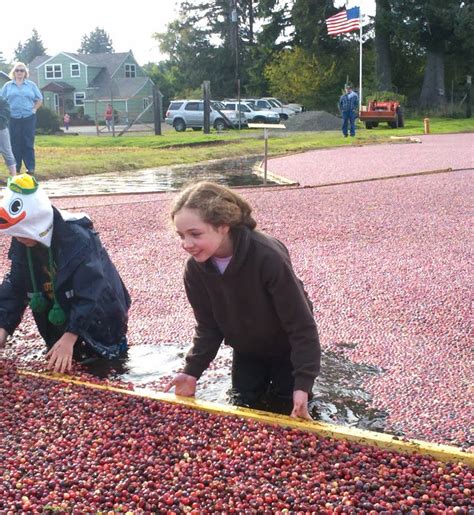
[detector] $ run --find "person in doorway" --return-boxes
[339,83,359,137]
[0,174,131,373]
[104,104,113,132]
[164,181,321,420]
[0,97,17,175]
[0,62,42,174]
[63,113,71,131]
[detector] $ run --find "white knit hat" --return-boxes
[0,174,54,247]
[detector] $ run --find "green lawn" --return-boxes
[10,117,474,182]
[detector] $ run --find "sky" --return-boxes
[2,0,375,67]
[1,0,180,66]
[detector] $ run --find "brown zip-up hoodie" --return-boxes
[182,226,320,393]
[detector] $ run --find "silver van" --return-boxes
[165,100,241,131]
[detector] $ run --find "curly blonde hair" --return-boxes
[171,181,257,230]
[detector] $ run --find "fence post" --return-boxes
[94,99,99,136]
[466,75,472,119]
[153,85,162,136]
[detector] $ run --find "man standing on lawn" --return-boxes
[339,83,359,138]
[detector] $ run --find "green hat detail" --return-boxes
[26,246,66,326]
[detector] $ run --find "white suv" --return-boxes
[247,98,296,120]
[262,97,303,113]
[223,101,280,124]
[165,100,241,131]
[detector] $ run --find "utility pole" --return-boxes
[203,81,211,134]
[230,0,239,82]
[230,0,241,129]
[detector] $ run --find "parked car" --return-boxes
[222,101,281,124]
[212,101,247,127]
[246,98,296,120]
[165,100,241,131]
[262,97,303,113]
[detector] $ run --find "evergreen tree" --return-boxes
[245,0,291,95]
[14,29,46,65]
[78,28,114,54]
[391,0,463,108]
[374,0,392,91]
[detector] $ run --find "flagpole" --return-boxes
[359,3,363,110]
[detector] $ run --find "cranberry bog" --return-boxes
[1,138,473,512]
[1,364,472,513]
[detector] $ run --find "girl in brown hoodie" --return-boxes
[165,181,320,419]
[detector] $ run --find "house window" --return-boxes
[70,63,80,77]
[74,92,85,106]
[45,64,63,79]
[125,64,136,78]
[143,97,151,109]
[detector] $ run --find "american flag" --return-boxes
[326,7,360,36]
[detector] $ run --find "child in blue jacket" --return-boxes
[0,174,131,372]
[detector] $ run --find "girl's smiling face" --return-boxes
[174,208,233,262]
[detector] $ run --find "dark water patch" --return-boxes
[310,350,388,432]
[42,157,278,197]
[80,344,389,432]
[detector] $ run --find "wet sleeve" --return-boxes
[0,249,28,335]
[262,251,321,392]
[182,265,223,379]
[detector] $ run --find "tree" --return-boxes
[374,0,392,91]
[78,28,114,54]
[154,18,217,96]
[154,1,245,98]
[245,0,291,95]
[391,0,463,109]
[14,29,46,65]
[264,47,336,109]
[143,61,179,114]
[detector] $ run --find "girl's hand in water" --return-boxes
[291,390,312,420]
[164,373,197,397]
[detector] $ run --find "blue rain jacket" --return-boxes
[0,208,131,358]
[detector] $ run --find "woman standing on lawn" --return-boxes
[165,181,320,420]
[0,62,42,174]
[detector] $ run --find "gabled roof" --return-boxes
[63,52,132,76]
[88,77,152,100]
[27,51,152,100]
[29,55,50,69]
[29,52,136,83]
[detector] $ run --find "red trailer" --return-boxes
[360,100,404,129]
